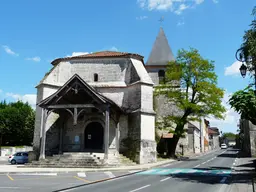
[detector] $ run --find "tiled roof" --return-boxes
[208,128,217,134]
[51,51,144,65]
[162,133,174,138]
[146,27,175,66]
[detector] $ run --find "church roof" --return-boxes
[37,74,122,112]
[51,51,144,65]
[146,27,175,66]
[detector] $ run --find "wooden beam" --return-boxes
[46,104,100,109]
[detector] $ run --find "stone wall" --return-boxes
[34,56,156,164]
[33,85,59,153]
[1,146,33,157]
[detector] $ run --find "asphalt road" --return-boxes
[0,149,239,192]
[55,149,239,192]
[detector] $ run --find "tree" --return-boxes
[229,87,256,125]
[0,101,35,147]
[155,48,226,157]
[222,132,236,139]
[238,6,256,76]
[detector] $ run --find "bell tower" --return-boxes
[145,26,175,86]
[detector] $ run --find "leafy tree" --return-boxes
[155,48,226,157]
[0,101,35,147]
[229,87,256,125]
[222,132,236,139]
[238,6,256,77]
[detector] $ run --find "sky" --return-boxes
[0,0,255,134]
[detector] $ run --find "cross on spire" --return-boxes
[159,16,164,26]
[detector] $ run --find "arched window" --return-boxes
[94,73,98,82]
[158,70,165,84]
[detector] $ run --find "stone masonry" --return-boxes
[33,53,157,164]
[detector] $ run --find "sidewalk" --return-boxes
[0,149,219,174]
[229,151,256,192]
[0,158,176,174]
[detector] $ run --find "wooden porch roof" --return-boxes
[37,74,123,112]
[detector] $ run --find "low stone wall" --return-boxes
[0,146,33,157]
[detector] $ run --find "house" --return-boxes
[188,122,201,154]
[208,127,220,150]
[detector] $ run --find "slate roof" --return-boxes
[146,27,175,66]
[51,51,144,65]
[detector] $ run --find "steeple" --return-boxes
[146,27,175,66]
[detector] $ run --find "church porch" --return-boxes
[35,74,123,166]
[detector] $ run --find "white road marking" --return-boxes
[160,177,171,182]
[13,173,57,176]
[220,177,227,183]
[129,185,151,192]
[202,162,206,164]
[172,169,182,173]
[104,171,115,178]
[77,172,86,177]
[162,164,171,167]
[129,170,141,173]
[194,164,200,168]
[0,187,31,189]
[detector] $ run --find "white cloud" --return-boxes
[177,21,185,26]
[108,46,118,51]
[26,57,41,62]
[174,4,189,15]
[224,61,242,76]
[137,0,205,14]
[66,52,90,57]
[136,16,148,20]
[195,0,204,4]
[212,0,218,3]
[5,93,37,109]
[2,45,19,56]
[208,91,240,133]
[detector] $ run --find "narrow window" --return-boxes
[94,73,98,82]
[158,70,165,84]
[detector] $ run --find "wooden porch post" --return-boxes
[116,122,120,153]
[59,117,64,154]
[104,106,110,161]
[39,109,47,160]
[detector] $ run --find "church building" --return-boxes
[33,27,180,165]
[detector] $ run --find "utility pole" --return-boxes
[199,118,203,153]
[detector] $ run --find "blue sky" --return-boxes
[0,0,255,133]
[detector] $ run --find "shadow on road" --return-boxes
[217,153,238,158]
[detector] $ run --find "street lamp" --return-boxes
[235,47,256,91]
[239,63,247,78]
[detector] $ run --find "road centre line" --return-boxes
[160,177,171,182]
[129,185,151,192]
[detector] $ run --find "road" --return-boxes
[56,149,239,192]
[0,149,239,192]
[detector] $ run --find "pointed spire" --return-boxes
[146,27,175,66]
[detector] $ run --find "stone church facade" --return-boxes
[33,51,156,165]
[33,27,189,165]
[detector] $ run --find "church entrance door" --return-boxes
[84,122,104,150]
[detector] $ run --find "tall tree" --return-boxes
[0,101,35,146]
[229,6,256,124]
[239,6,256,77]
[155,48,226,157]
